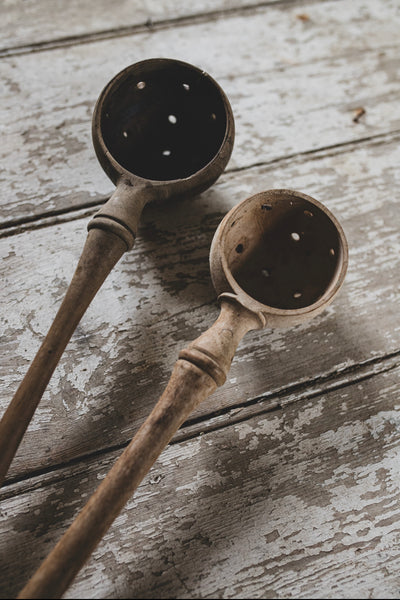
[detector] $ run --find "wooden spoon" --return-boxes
[0,58,234,487]
[18,189,348,599]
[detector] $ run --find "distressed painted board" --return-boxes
[0,0,289,53]
[1,1,399,597]
[2,0,400,224]
[0,363,399,599]
[1,136,399,481]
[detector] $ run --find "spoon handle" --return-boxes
[18,299,260,599]
[0,183,151,487]
[0,228,127,487]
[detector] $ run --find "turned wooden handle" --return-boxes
[0,183,151,487]
[18,361,217,599]
[18,299,261,599]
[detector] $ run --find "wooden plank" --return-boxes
[1,0,400,224]
[1,364,399,598]
[1,136,399,481]
[0,0,289,53]
[1,3,398,598]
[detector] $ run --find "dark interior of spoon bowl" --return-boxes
[226,194,343,310]
[100,62,227,181]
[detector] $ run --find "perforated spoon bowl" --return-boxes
[0,58,234,486]
[19,189,347,599]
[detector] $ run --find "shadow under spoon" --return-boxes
[18,189,348,599]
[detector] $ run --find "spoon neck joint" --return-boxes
[178,296,262,387]
[88,181,154,250]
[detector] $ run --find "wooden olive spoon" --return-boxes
[0,58,234,487]
[19,189,348,599]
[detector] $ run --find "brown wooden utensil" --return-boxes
[18,189,348,599]
[0,58,234,487]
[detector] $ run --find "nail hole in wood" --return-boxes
[261,203,272,211]
[236,243,244,254]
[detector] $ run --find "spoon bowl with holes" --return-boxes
[19,189,348,600]
[0,58,234,487]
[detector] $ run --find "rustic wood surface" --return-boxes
[1,0,399,598]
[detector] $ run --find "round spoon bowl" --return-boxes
[210,190,348,327]
[92,58,234,200]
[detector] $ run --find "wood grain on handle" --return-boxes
[0,228,127,487]
[0,183,149,487]
[18,299,261,599]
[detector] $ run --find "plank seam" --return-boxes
[228,129,400,174]
[0,0,328,59]
[1,128,400,237]
[179,351,400,432]
[1,349,398,495]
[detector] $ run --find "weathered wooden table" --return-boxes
[1,1,399,598]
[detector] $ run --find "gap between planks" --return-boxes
[0,0,325,59]
[1,128,399,237]
[1,350,398,498]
